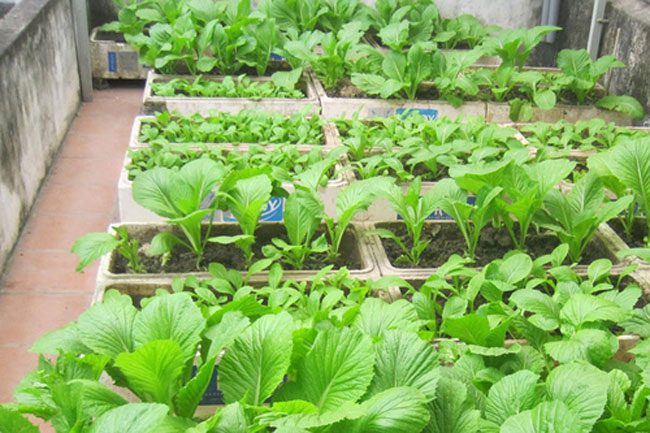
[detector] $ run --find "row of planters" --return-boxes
[3,109,643,430]
[112,109,650,266]
[91,0,502,79]
[3,253,650,430]
[94,0,645,122]
[4,1,649,430]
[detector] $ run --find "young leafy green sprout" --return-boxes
[262,159,338,269]
[588,137,650,243]
[452,158,576,250]
[152,69,305,99]
[132,158,226,269]
[431,178,502,260]
[211,169,274,266]
[371,177,441,266]
[264,188,328,269]
[536,173,634,263]
[325,177,395,259]
[72,226,144,273]
[283,21,367,91]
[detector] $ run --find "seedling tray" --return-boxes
[94,222,380,299]
[142,70,320,115]
[366,220,632,279]
[117,143,349,222]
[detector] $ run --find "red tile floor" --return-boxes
[0,83,144,405]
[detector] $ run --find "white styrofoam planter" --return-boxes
[514,124,650,161]
[127,115,341,149]
[118,143,349,223]
[142,70,320,115]
[366,220,632,279]
[92,222,381,302]
[90,28,149,80]
[486,102,634,125]
[313,76,487,120]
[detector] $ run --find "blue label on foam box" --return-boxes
[397,195,476,221]
[195,366,223,405]
[223,196,285,223]
[396,108,439,120]
[107,52,117,72]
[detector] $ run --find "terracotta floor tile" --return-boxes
[0,345,38,403]
[68,100,141,136]
[34,182,117,217]
[19,194,113,252]
[2,249,97,294]
[59,131,129,159]
[47,157,124,187]
[0,293,91,347]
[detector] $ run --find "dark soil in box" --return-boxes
[609,218,648,248]
[111,224,362,274]
[377,222,608,268]
[96,31,127,43]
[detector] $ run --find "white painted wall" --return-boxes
[360,0,543,29]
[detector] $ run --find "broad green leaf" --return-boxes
[77,290,137,357]
[133,293,205,359]
[378,21,409,50]
[220,312,294,405]
[284,189,324,246]
[205,311,251,359]
[72,232,119,272]
[31,323,88,355]
[354,298,419,338]
[500,400,581,433]
[382,51,407,83]
[175,357,217,418]
[442,313,508,347]
[544,329,618,367]
[596,96,644,119]
[533,90,556,110]
[604,138,650,218]
[268,400,364,430]
[88,403,169,433]
[132,168,187,219]
[510,289,560,331]
[557,49,592,78]
[133,159,223,219]
[114,340,186,404]
[485,370,540,425]
[272,68,303,91]
[497,254,533,285]
[71,380,128,419]
[352,73,396,97]
[336,387,430,433]
[560,293,628,328]
[281,327,374,412]
[0,406,39,433]
[214,402,248,433]
[427,376,480,433]
[222,174,272,234]
[546,362,609,433]
[622,305,650,338]
[366,330,439,399]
